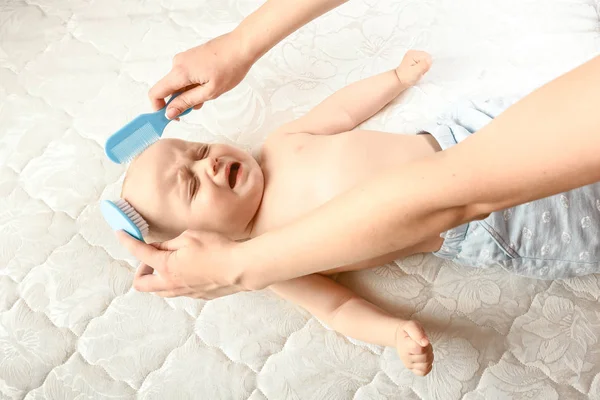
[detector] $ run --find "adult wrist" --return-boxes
[229,240,267,291]
[231,24,265,65]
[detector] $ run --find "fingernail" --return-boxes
[166,108,178,120]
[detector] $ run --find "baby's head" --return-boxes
[121,138,264,241]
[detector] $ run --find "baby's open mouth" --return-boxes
[228,162,240,189]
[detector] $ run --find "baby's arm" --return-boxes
[269,274,434,376]
[276,50,432,136]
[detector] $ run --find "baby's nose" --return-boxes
[209,157,219,175]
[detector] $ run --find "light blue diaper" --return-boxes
[422,99,600,279]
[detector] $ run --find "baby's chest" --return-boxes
[258,140,344,230]
[268,135,344,192]
[265,155,333,215]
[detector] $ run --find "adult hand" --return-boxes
[117,229,247,299]
[149,32,255,120]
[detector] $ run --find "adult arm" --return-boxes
[150,0,349,118]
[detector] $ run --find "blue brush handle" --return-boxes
[100,200,144,241]
[103,91,194,165]
[164,92,193,117]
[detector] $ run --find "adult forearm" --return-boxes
[441,55,600,212]
[235,0,349,61]
[238,55,600,290]
[237,160,463,290]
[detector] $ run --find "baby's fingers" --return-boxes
[401,320,429,347]
[409,351,434,365]
[412,363,433,377]
[399,336,432,357]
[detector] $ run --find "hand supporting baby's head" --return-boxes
[121,138,264,242]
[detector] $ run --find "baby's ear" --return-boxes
[143,230,164,244]
[145,228,180,244]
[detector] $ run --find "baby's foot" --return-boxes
[395,320,434,376]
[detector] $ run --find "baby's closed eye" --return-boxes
[189,174,199,199]
[175,166,198,200]
[192,144,209,160]
[182,167,199,199]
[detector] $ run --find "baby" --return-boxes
[121,50,600,376]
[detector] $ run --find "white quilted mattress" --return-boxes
[2,0,600,399]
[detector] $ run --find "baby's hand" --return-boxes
[395,50,432,87]
[395,320,434,376]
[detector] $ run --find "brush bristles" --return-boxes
[115,199,149,237]
[110,123,160,163]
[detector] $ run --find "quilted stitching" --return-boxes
[1,0,599,399]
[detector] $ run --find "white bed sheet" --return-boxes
[1,0,599,399]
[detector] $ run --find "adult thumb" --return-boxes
[149,232,191,252]
[166,85,211,119]
[403,321,429,347]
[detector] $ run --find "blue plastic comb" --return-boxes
[101,199,149,241]
[105,93,193,164]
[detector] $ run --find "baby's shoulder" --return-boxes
[263,128,313,152]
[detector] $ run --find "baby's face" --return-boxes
[122,138,264,240]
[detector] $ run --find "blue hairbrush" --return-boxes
[101,199,148,241]
[105,93,193,164]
